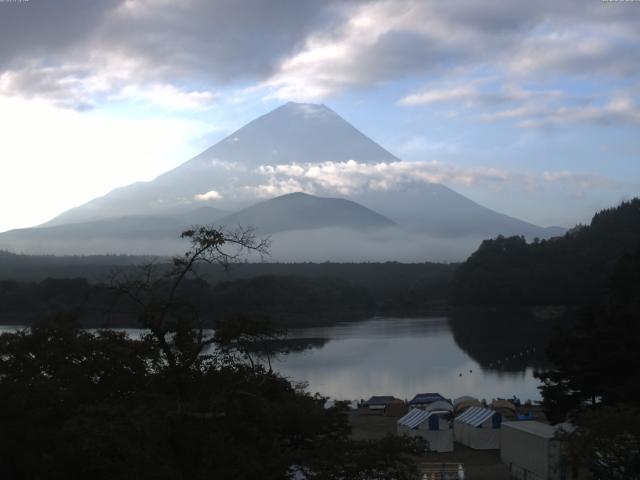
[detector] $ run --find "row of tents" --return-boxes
[361,393,583,478]
[397,409,583,479]
[397,405,502,452]
[364,393,519,418]
[393,392,522,453]
[362,393,523,453]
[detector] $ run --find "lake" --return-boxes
[0,314,551,403]
[277,316,545,403]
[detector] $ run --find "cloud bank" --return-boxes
[1,0,638,123]
[248,160,618,198]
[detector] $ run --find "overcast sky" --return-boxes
[1,0,639,232]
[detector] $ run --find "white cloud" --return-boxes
[263,1,437,100]
[518,95,640,128]
[263,0,640,102]
[0,0,340,108]
[243,178,309,198]
[542,171,618,190]
[252,160,618,198]
[399,86,477,106]
[194,190,223,201]
[256,160,515,195]
[508,28,640,78]
[401,82,563,107]
[0,55,218,112]
[118,83,216,110]
[399,80,640,129]
[1,0,638,110]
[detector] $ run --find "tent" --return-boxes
[424,400,454,414]
[453,395,482,414]
[385,399,407,417]
[453,395,476,406]
[408,392,447,408]
[454,399,483,414]
[491,399,517,419]
[363,396,398,411]
[454,407,501,450]
[397,409,453,452]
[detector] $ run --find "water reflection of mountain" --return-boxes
[449,309,567,372]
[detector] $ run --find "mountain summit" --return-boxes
[190,102,399,167]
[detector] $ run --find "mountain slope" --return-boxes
[45,102,399,226]
[218,192,395,234]
[0,207,227,255]
[348,183,562,238]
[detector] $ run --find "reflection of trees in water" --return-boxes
[251,337,330,357]
[449,308,569,372]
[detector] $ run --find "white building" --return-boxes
[501,421,586,480]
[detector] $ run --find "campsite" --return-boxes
[349,392,586,480]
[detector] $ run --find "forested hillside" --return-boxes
[451,199,640,306]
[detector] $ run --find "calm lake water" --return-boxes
[278,316,544,403]
[0,315,549,402]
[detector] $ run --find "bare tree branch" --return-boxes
[108,225,271,372]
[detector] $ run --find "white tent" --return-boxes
[454,406,501,450]
[397,409,453,453]
[424,400,453,413]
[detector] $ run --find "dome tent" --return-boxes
[453,395,483,414]
[424,400,454,414]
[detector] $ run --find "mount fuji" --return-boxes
[0,102,563,261]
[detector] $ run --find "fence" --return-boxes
[419,462,464,480]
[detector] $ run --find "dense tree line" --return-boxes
[212,275,375,326]
[0,250,455,314]
[0,275,376,328]
[0,266,454,327]
[0,226,424,479]
[535,248,640,478]
[451,199,640,306]
[0,250,151,281]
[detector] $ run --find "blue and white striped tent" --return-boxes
[397,409,453,452]
[454,407,502,450]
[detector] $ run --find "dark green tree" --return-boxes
[536,248,640,478]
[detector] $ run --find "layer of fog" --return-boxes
[0,227,484,263]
